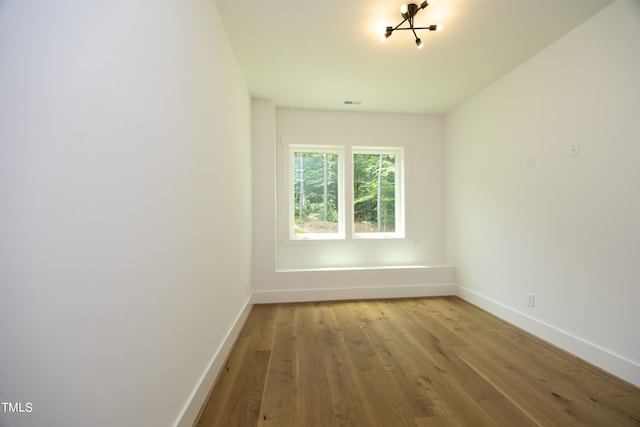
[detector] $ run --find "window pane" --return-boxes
[353,153,396,233]
[293,152,340,234]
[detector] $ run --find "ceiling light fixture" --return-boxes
[382,2,441,49]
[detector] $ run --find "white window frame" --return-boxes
[285,144,405,241]
[351,146,405,239]
[288,145,345,240]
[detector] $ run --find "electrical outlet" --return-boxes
[526,292,535,307]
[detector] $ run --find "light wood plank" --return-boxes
[195,337,252,426]
[315,302,379,426]
[196,302,278,426]
[294,304,335,426]
[332,301,418,426]
[257,305,298,426]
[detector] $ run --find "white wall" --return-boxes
[251,99,279,287]
[0,1,252,426]
[446,0,640,386]
[252,104,456,301]
[276,108,446,270]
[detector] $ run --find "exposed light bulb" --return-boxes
[400,4,408,14]
[416,38,423,49]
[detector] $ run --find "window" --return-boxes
[289,146,345,240]
[288,144,404,241]
[353,147,404,238]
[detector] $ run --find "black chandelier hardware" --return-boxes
[382,2,441,49]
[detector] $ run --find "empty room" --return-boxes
[1,0,638,426]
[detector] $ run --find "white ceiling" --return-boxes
[215,0,613,114]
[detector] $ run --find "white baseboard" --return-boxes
[457,286,640,388]
[174,296,253,427]
[252,283,457,304]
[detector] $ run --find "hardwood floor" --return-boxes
[195,297,640,426]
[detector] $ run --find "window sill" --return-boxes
[281,236,409,246]
[275,265,453,273]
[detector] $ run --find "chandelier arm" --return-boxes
[392,18,409,32]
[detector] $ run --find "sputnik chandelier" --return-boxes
[382,2,441,49]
